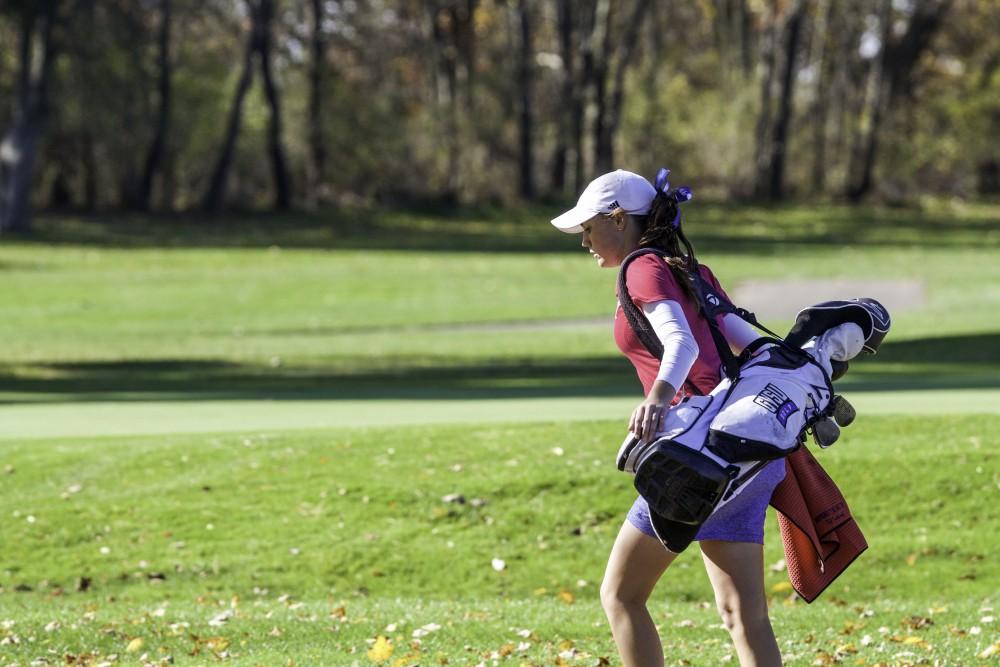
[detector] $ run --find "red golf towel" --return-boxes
[769,446,868,603]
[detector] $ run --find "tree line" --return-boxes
[1,0,997,233]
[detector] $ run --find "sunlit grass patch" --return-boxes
[0,416,996,664]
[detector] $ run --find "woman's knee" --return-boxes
[714,594,769,636]
[599,577,627,613]
[600,576,648,615]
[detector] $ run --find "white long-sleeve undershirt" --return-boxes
[720,312,762,354]
[642,300,698,391]
[641,302,763,392]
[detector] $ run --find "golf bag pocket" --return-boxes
[633,439,732,526]
[617,394,717,474]
[707,376,807,462]
[661,394,716,442]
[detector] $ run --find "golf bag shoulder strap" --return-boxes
[618,249,786,382]
[617,248,667,362]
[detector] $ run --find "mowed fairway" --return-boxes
[1,203,998,665]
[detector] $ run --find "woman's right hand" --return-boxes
[628,380,677,443]
[628,380,677,442]
[629,399,669,443]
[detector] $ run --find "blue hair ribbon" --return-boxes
[654,167,693,228]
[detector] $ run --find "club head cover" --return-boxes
[830,394,856,427]
[785,298,891,355]
[812,417,841,448]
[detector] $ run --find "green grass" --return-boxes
[0,418,997,664]
[1,201,998,408]
[0,202,998,664]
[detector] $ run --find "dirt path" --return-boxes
[730,278,925,320]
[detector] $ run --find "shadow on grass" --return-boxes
[12,201,999,253]
[2,333,999,405]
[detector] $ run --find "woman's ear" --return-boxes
[610,209,627,230]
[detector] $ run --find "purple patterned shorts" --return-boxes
[626,459,787,544]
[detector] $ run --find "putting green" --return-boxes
[0,388,997,440]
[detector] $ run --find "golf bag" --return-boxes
[614,248,890,553]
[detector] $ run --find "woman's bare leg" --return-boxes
[600,522,677,667]
[699,540,782,667]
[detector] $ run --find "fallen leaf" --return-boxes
[208,609,234,626]
[412,623,441,638]
[126,637,143,653]
[771,582,792,593]
[205,636,230,652]
[900,616,933,631]
[392,652,422,667]
[978,642,1000,659]
[558,590,574,604]
[367,636,394,662]
[840,620,863,635]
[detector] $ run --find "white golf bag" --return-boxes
[614,249,891,553]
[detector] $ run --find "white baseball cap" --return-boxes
[550,169,657,233]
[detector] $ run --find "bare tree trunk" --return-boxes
[752,2,778,197]
[0,1,58,234]
[573,0,598,191]
[202,5,257,213]
[257,0,291,210]
[599,0,649,173]
[454,0,478,113]
[589,0,611,174]
[847,0,949,201]
[830,0,866,186]
[550,0,573,193]
[516,0,535,200]
[809,0,834,193]
[847,0,950,202]
[427,0,461,201]
[738,0,753,79]
[766,0,807,200]
[716,0,748,80]
[307,0,328,203]
[136,0,172,212]
[82,131,98,212]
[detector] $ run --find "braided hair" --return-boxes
[632,168,698,303]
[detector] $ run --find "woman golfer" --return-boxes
[551,169,784,667]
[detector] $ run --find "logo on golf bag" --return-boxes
[753,383,799,428]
